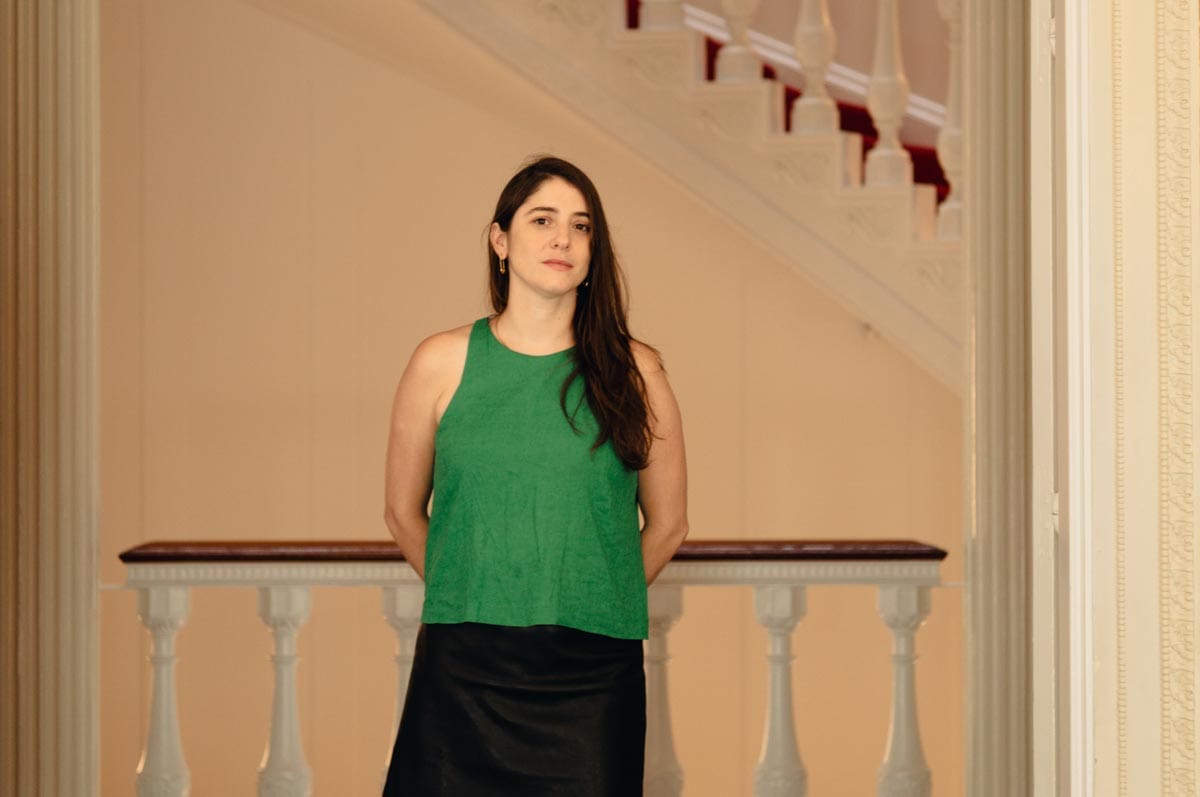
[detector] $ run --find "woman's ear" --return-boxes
[489,222,507,260]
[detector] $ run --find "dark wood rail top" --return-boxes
[119,539,946,563]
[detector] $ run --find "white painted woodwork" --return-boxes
[791,0,839,133]
[1060,3,1104,793]
[420,0,965,389]
[753,585,808,797]
[123,558,941,590]
[934,0,962,239]
[715,0,764,82]
[122,556,943,792]
[135,588,191,797]
[644,585,685,797]
[640,0,684,29]
[256,587,313,797]
[876,586,931,797]
[865,0,914,186]
[380,586,424,787]
[1027,2,1059,791]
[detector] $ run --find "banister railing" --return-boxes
[627,0,963,239]
[120,539,946,797]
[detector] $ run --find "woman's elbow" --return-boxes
[383,504,420,540]
[383,505,400,532]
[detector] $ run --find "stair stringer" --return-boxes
[421,0,964,390]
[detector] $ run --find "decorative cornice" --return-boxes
[1155,0,1196,790]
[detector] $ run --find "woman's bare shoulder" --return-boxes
[630,339,664,376]
[406,321,475,380]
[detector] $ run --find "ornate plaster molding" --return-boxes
[1113,0,1128,791]
[1155,0,1196,791]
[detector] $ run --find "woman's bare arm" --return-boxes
[633,342,689,585]
[383,329,469,579]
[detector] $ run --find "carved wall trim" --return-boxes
[1155,0,1196,791]
[1112,0,1128,791]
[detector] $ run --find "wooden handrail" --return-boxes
[119,539,946,563]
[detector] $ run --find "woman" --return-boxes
[382,155,688,796]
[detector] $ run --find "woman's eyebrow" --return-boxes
[524,206,590,217]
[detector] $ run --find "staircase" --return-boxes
[422,0,964,389]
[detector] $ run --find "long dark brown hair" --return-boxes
[487,156,656,470]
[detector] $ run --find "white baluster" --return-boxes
[865,0,913,186]
[876,585,932,797]
[791,0,838,132]
[644,584,683,797]
[935,0,963,238]
[136,587,191,797]
[640,0,684,29]
[753,585,807,797]
[257,586,312,797]
[716,0,763,82]
[380,585,424,787]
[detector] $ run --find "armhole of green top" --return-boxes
[434,318,484,437]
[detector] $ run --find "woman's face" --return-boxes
[491,176,592,300]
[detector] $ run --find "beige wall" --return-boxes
[98,1,963,794]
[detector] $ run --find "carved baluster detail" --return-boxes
[135,587,191,797]
[876,585,932,797]
[640,0,684,29]
[935,0,963,238]
[753,585,807,797]
[257,586,312,797]
[716,0,763,82]
[380,585,424,787]
[644,584,684,797]
[865,0,913,186]
[792,0,838,132]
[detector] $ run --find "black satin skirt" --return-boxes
[383,622,646,796]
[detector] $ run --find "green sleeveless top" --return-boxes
[420,318,648,640]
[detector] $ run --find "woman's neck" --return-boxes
[493,293,576,355]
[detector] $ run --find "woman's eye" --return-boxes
[533,217,550,226]
[575,223,591,233]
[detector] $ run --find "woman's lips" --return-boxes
[543,259,573,271]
